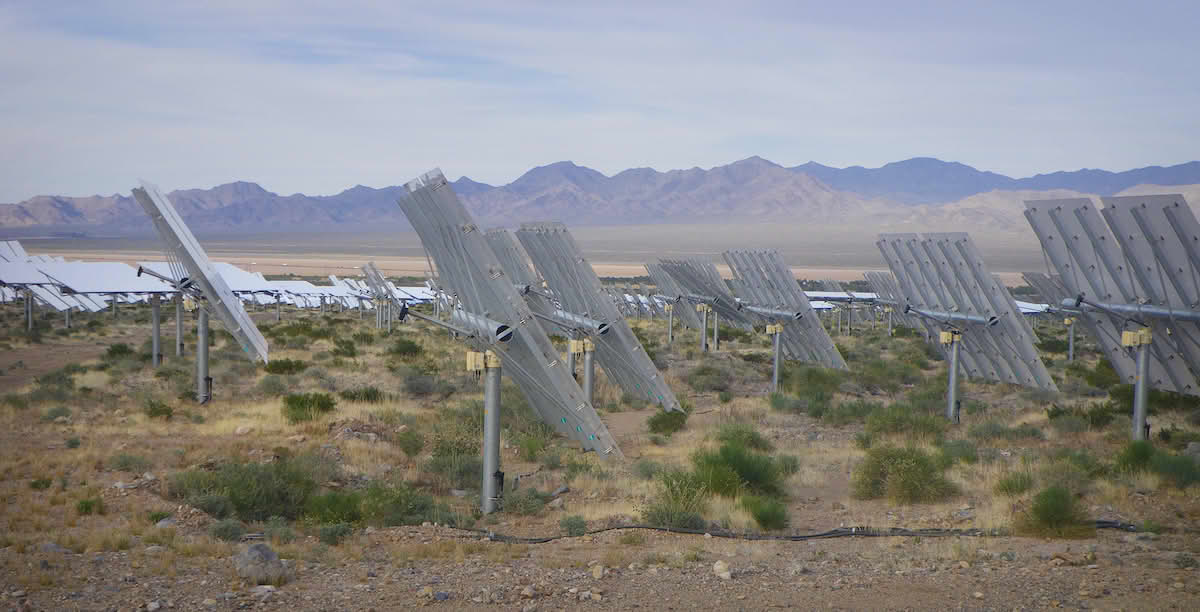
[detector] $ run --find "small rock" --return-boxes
[418,586,433,598]
[551,485,570,497]
[155,518,177,528]
[590,592,603,602]
[233,543,291,586]
[713,560,732,580]
[578,591,592,602]
[958,561,970,569]
[54,416,70,425]
[973,592,984,599]
[434,592,450,601]
[831,502,845,511]
[147,601,161,612]
[286,434,306,443]
[201,599,217,607]
[592,564,604,580]
[145,546,165,555]
[39,541,72,554]
[548,498,564,509]
[704,533,712,539]
[449,489,468,498]
[235,425,254,435]
[141,472,156,482]
[11,591,26,598]
[520,585,536,599]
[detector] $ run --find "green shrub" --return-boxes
[823,400,881,426]
[1049,415,1088,434]
[190,494,235,519]
[264,516,297,544]
[29,478,51,490]
[852,446,956,503]
[403,374,454,398]
[76,497,104,515]
[686,364,732,392]
[718,390,733,404]
[167,453,334,522]
[1050,448,1108,479]
[777,454,801,476]
[865,404,946,439]
[304,491,363,525]
[142,398,173,420]
[692,440,785,497]
[388,338,424,358]
[1037,338,1070,353]
[767,392,807,414]
[632,458,663,480]
[517,433,549,462]
[65,437,81,449]
[994,471,1034,496]
[560,515,587,536]
[360,482,439,527]
[107,454,151,472]
[42,405,71,421]
[331,338,357,358]
[104,343,135,360]
[425,453,483,490]
[264,358,308,375]
[209,519,246,541]
[715,423,773,452]
[740,495,789,530]
[319,523,354,545]
[781,365,843,396]
[1150,452,1200,489]
[282,392,337,423]
[968,422,1044,442]
[647,410,688,436]
[503,488,548,516]
[855,358,920,394]
[935,439,978,468]
[1084,359,1121,390]
[338,386,386,403]
[148,511,171,523]
[641,470,709,530]
[1017,486,1094,538]
[394,429,424,458]
[1115,440,1155,473]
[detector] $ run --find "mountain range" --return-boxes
[2,157,1198,236]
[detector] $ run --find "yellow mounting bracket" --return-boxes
[696,304,711,313]
[939,330,960,345]
[484,350,501,369]
[664,303,673,312]
[582,338,595,352]
[569,339,586,355]
[765,323,783,334]
[1064,317,1075,325]
[465,351,485,372]
[1121,327,1153,347]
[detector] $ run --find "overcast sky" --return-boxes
[1,1,1196,202]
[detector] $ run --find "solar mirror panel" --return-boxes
[877,233,1057,391]
[132,181,269,363]
[657,258,754,327]
[1023,198,1182,392]
[644,263,701,329]
[396,169,621,456]
[515,222,682,412]
[722,249,847,369]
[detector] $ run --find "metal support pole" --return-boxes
[566,335,576,378]
[175,297,184,356]
[771,329,782,393]
[887,309,893,336]
[197,308,210,403]
[386,300,393,334]
[25,290,32,332]
[1067,319,1076,362]
[275,295,281,322]
[151,295,161,368]
[481,355,503,514]
[112,294,118,318]
[583,343,595,406]
[64,307,70,329]
[847,304,853,336]
[667,305,674,345]
[836,309,842,335]
[712,311,719,351]
[1133,340,1149,441]
[700,306,709,353]
[946,332,961,423]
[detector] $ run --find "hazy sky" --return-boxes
[1,1,1197,202]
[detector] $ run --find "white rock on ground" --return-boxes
[233,543,291,586]
[713,560,732,580]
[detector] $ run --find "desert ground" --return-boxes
[1,292,1198,611]
[22,223,1041,284]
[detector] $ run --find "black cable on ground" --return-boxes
[445,520,1139,546]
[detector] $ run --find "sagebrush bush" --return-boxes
[264,358,308,375]
[994,471,1034,496]
[852,446,956,504]
[338,386,386,403]
[167,453,335,521]
[319,523,354,545]
[560,515,587,536]
[388,338,424,358]
[76,497,104,515]
[1115,440,1155,473]
[403,373,454,398]
[692,439,785,497]
[740,495,789,530]
[394,429,424,458]
[282,392,337,423]
[823,399,881,426]
[107,453,151,472]
[104,343,135,360]
[864,404,946,439]
[1150,452,1200,489]
[641,470,708,530]
[935,439,978,468]
[686,364,732,392]
[968,422,1044,442]
[304,491,364,525]
[647,410,688,436]
[632,458,663,480]
[209,519,246,541]
[1017,486,1093,538]
[715,423,773,451]
[142,398,173,420]
[503,488,548,516]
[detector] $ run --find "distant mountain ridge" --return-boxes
[2,156,1198,235]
